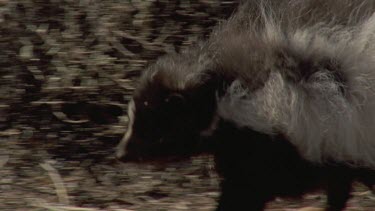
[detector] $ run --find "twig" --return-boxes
[37,204,99,211]
[33,201,135,211]
[40,160,70,205]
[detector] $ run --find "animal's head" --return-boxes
[116,51,220,162]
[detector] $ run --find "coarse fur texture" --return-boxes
[116,0,375,210]
[213,119,375,211]
[213,0,375,167]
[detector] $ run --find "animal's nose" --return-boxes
[115,148,140,163]
[115,146,127,161]
[115,155,126,162]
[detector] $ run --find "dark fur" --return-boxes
[116,0,375,210]
[118,72,375,210]
[213,119,375,211]
[117,72,219,162]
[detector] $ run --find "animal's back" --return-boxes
[211,0,375,168]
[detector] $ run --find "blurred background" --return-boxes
[0,1,373,210]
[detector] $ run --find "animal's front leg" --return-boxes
[325,177,352,211]
[216,179,271,211]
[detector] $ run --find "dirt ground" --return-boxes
[0,1,374,210]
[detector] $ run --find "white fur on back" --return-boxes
[218,3,375,168]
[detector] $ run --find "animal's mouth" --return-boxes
[116,151,190,165]
[115,134,213,164]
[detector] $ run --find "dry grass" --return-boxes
[0,0,374,210]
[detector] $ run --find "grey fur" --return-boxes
[119,0,375,168]
[216,0,375,167]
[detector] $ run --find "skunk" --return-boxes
[116,0,375,210]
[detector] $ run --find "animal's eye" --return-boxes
[164,93,186,112]
[165,94,185,104]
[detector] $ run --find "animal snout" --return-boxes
[115,144,128,161]
[115,137,139,162]
[115,136,130,162]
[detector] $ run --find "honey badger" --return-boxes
[116,0,375,210]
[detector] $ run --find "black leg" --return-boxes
[325,179,352,211]
[216,179,270,211]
